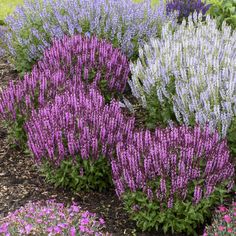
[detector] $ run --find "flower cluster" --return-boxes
[0,34,130,122]
[0,199,109,236]
[25,84,135,165]
[166,0,210,22]
[112,124,234,205]
[3,0,175,72]
[129,14,236,137]
[203,201,236,235]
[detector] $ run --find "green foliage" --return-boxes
[40,155,113,192]
[3,112,27,150]
[122,184,230,235]
[227,117,236,158]
[207,0,236,30]
[144,77,177,129]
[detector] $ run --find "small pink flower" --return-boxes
[223,214,231,223]
[70,226,76,236]
[99,218,105,225]
[81,218,90,225]
[25,224,33,234]
[227,228,233,233]
[79,225,86,232]
[218,206,228,212]
[218,226,225,231]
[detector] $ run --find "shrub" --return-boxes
[203,201,236,235]
[166,0,210,22]
[112,125,235,234]
[206,0,236,30]
[0,34,130,147]
[0,199,110,235]
[2,0,175,73]
[25,85,135,191]
[128,14,236,137]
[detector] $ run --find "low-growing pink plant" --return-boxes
[0,199,110,236]
[203,201,236,236]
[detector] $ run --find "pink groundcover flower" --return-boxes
[0,200,110,235]
[204,202,236,235]
[223,215,232,223]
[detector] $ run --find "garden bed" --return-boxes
[0,0,235,235]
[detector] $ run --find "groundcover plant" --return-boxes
[1,0,174,73]
[0,199,110,235]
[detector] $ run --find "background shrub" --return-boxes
[128,14,236,137]
[112,125,235,234]
[2,0,175,73]
[25,85,135,191]
[166,0,210,23]
[0,199,109,235]
[206,0,236,30]
[0,34,130,147]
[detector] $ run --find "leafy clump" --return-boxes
[0,199,110,235]
[40,156,113,192]
[112,125,235,234]
[206,0,236,30]
[129,14,236,137]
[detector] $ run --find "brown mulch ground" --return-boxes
[0,55,189,236]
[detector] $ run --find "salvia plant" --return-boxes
[0,34,130,146]
[25,84,135,191]
[166,0,211,22]
[0,199,110,235]
[203,201,236,235]
[2,0,175,72]
[111,125,235,234]
[129,13,236,138]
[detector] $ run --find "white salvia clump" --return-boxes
[129,13,236,136]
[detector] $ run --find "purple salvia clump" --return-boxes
[112,125,234,205]
[0,34,130,122]
[166,0,210,22]
[25,83,135,165]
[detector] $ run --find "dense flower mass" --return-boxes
[203,201,236,235]
[129,14,236,136]
[25,84,135,165]
[0,199,109,235]
[0,34,130,122]
[166,0,210,22]
[2,0,175,72]
[112,125,234,204]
